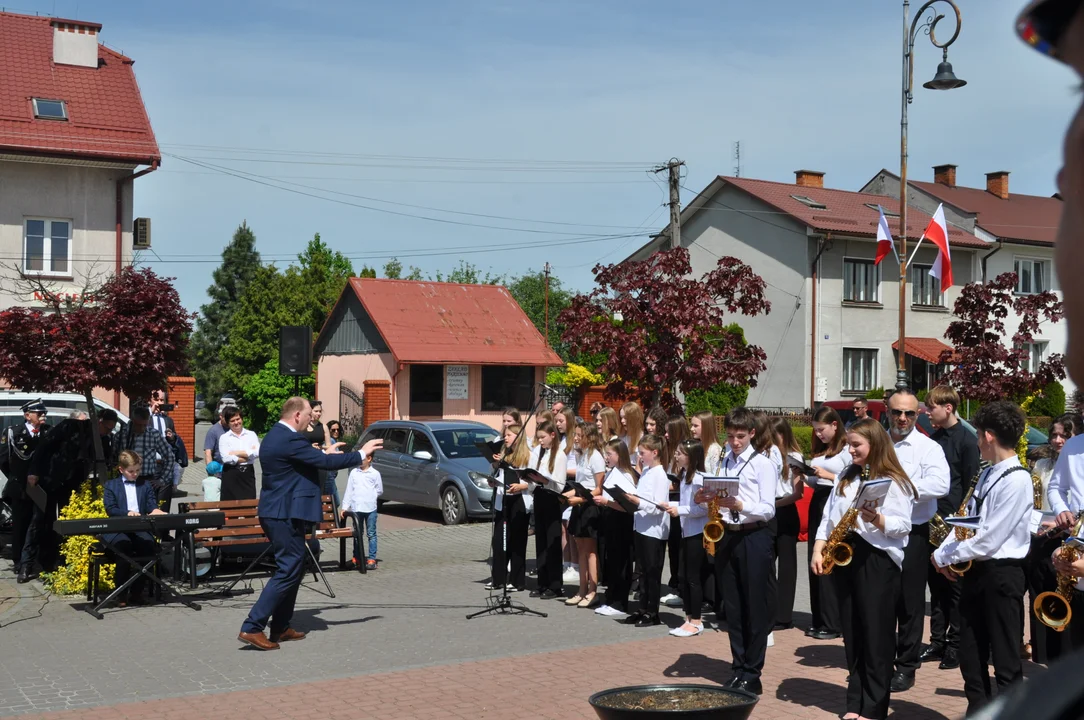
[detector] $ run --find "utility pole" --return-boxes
[654,158,685,249]
[543,262,551,347]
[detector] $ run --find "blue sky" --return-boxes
[15,0,1080,312]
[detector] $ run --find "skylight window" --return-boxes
[864,203,898,217]
[32,98,67,121]
[790,194,827,210]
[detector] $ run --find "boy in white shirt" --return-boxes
[341,454,383,570]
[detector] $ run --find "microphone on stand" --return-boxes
[537,381,561,396]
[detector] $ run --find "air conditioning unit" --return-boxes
[133,217,151,249]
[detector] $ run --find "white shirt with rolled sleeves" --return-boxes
[677,471,708,537]
[342,466,383,514]
[1048,434,1084,515]
[934,457,1032,567]
[892,429,950,525]
[815,474,914,569]
[720,445,777,524]
[219,429,260,466]
[633,465,671,539]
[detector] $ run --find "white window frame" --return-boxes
[842,257,880,304]
[1014,256,1051,295]
[910,263,945,307]
[842,348,879,393]
[23,218,73,277]
[1022,341,1048,374]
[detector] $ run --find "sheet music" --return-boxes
[855,478,892,512]
[702,476,740,500]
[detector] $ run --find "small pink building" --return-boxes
[315,278,562,433]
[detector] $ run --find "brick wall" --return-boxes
[167,376,196,454]
[362,380,391,429]
[576,385,630,420]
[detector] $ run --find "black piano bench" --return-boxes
[86,542,162,605]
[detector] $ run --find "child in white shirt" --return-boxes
[341,455,383,570]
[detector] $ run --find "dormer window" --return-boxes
[790,194,827,210]
[32,98,67,121]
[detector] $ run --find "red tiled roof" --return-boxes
[347,278,563,366]
[891,337,956,364]
[717,176,989,249]
[911,180,1061,245]
[0,12,159,164]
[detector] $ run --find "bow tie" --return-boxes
[123,480,137,484]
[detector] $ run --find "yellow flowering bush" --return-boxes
[40,479,114,596]
[546,363,602,389]
[1018,394,1037,469]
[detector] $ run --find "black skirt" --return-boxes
[221,463,256,501]
[569,502,599,539]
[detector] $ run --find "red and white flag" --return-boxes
[874,205,899,266]
[924,203,953,293]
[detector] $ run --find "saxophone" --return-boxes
[947,472,980,575]
[821,465,868,575]
[930,471,981,548]
[1033,512,1084,632]
[1032,471,1044,511]
[703,497,725,557]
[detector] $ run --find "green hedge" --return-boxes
[792,426,813,456]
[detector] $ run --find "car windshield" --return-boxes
[432,428,500,459]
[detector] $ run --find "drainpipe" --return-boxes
[980,239,1004,283]
[391,362,404,418]
[809,233,831,411]
[114,160,160,407]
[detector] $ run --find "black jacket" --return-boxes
[931,421,981,517]
[0,422,49,500]
[28,419,112,499]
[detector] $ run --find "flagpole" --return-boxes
[905,237,925,267]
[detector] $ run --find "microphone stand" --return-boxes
[467,384,549,620]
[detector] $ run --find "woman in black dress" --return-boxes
[303,400,335,507]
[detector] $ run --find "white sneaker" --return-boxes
[661,593,683,607]
[767,632,775,647]
[595,604,627,617]
[669,624,703,637]
[563,565,580,582]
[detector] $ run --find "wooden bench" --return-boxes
[178,496,365,595]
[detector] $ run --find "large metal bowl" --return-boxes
[588,684,759,720]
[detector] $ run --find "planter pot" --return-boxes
[588,684,759,720]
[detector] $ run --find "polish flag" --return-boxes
[873,205,898,266]
[924,204,953,293]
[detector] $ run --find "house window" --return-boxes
[31,98,67,120]
[842,348,878,393]
[1014,257,1051,295]
[843,259,879,303]
[24,219,71,276]
[481,366,534,412]
[911,264,944,307]
[1023,341,1048,373]
[409,364,444,417]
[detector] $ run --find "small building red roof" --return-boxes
[910,180,1061,245]
[720,177,988,249]
[0,12,160,164]
[891,337,956,364]
[346,278,563,366]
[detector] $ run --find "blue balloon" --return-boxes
[206,461,224,476]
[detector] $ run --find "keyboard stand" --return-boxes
[88,538,202,620]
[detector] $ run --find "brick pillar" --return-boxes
[168,376,196,454]
[576,385,629,419]
[362,380,391,429]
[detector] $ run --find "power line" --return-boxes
[156,170,655,185]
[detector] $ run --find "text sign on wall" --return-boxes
[446,365,469,400]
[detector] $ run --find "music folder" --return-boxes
[518,468,551,486]
[475,440,504,461]
[787,457,818,477]
[603,483,639,514]
[855,478,892,511]
[26,482,47,512]
[570,483,593,500]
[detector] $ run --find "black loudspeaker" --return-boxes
[278,326,313,376]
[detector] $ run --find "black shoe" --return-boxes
[919,643,945,663]
[16,568,30,584]
[804,626,820,638]
[774,622,794,631]
[623,612,646,625]
[540,589,562,600]
[734,679,763,695]
[939,647,960,670]
[635,614,661,628]
[890,672,915,692]
[529,589,543,598]
[725,675,742,688]
[810,630,840,640]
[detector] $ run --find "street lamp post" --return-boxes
[896,0,965,391]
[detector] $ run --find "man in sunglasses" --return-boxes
[886,389,950,692]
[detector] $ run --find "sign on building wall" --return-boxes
[446,365,469,400]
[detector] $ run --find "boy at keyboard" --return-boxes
[103,450,166,605]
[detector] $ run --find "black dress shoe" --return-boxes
[529,589,543,598]
[540,589,563,600]
[890,671,915,692]
[919,643,944,663]
[804,626,819,638]
[774,622,794,631]
[16,568,30,584]
[623,612,646,625]
[810,630,840,640]
[939,647,960,670]
[725,675,742,688]
[734,678,763,695]
[634,614,661,628]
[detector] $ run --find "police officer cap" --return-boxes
[21,399,47,414]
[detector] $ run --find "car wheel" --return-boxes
[440,485,466,525]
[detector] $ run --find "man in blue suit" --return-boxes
[238,397,382,650]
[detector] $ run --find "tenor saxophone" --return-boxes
[1034,512,1084,632]
[821,465,868,575]
[947,472,980,575]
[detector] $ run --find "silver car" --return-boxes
[356,420,500,525]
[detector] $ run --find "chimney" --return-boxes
[51,19,102,69]
[986,171,1010,200]
[933,164,957,187]
[794,170,824,189]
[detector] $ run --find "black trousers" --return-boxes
[9,494,34,571]
[895,521,930,675]
[680,533,709,620]
[768,504,800,626]
[958,559,1026,716]
[20,496,60,572]
[838,537,901,720]
[633,531,666,616]
[667,515,682,590]
[928,556,962,651]
[533,490,564,593]
[603,508,633,611]
[807,486,841,633]
[107,532,158,599]
[491,495,528,589]
[716,525,774,681]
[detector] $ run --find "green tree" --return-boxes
[507,269,572,359]
[431,260,503,285]
[383,257,423,280]
[683,324,751,415]
[220,265,305,391]
[1031,381,1067,418]
[189,222,261,398]
[240,358,316,434]
[296,234,354,333]
[358,265,377,279]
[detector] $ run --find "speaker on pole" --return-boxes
[278,326,313,376]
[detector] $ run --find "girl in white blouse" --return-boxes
[812,419,916,720]
[593,439,640,617]
[667,439,708,637]
[621,433,672,627]
[486,423,533,592]
[564,422,605,608]
[529,420,568,600]
[691,411,724,475]
[556,407,580,581]
[770,417,806,630]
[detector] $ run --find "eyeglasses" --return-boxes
[889,409,917,418]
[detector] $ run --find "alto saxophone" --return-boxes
[1034,512,1084,632]
[1032,471,1044,511]
[821,465,868,575]
[947,472,980,576]
[703,496,725,557]
[930,471,981,548]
